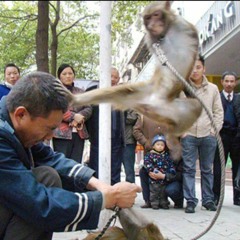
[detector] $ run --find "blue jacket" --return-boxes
[0,84,11,100]
[144,150,176,185]
[0,97,102,232]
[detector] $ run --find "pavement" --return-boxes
[53,174,240,240]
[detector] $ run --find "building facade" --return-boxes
[116,1,240,91]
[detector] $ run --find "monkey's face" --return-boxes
[144,10,166,37]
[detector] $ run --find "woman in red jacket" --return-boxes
[52,64,92,163]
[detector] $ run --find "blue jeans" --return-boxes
[122,144,136,183]
[181,135,217,206]
[165,181,183,203]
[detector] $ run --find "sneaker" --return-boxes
[140,202,151,208]
[203,202,217,211]
[185,202,195,213]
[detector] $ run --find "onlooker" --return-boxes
[86,67,125,185]
[0,63,20,99]
[213,71,240,206]
[52,64,92,163]
[233,80,240,205]
[181,54,224,213]
[144,135,176,210]
[133,115,183,209]
[0,71,141,239]
[122,109,139,183]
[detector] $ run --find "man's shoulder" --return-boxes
[0,118,14,136]
[0,83,8,88]
[0,84,10,98]
[206,80,218,88]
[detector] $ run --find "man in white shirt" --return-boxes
[213,71,240,206]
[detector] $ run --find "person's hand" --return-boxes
[144,140,152,152]
[180,133,187,139]
[110,182,142,209]
[70,119,83,130]
[149,171,165,180]
[86,178,142,209]
[74,113,85,125]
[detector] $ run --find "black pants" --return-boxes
[213,133,240,204]
[88,142,124,186]
[0,166,62,240]
[150,183,168,208]
[53,133,84,163]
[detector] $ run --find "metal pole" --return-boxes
[98,0,112,230]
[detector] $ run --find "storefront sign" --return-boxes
[199,1,235,45]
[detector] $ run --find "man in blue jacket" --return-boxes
[0,63,20,100]
[0,71,141,240]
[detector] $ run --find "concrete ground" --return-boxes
[53,174,240,240]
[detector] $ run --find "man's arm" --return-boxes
[212,86,224,134]
[132,115,151,151]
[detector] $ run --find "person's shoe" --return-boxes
[152,206,160,210]
[203,202,217,211]
[159,204,169,210]
[185,202,195,213]
[233,201,240,206]
[174,199,184,209]
[174,203,184,209]
[140,202,151,208]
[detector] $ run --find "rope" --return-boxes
[94,207,121,240]
[152,42,226,240]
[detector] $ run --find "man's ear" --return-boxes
[13,106,29,124]
[220,79,224,86]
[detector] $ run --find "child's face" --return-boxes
[153,141,165,152]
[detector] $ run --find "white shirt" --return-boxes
[223,90,233,102]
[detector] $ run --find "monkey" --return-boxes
[54,1,202,160]
[83,208,165,240]
[82,227,127,240]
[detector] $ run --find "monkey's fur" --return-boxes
[55,1,202,160]
[54,1,202,239]
[83,208,165,240]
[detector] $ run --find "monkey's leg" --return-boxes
[54,79,150,109]
[118,208,165,240]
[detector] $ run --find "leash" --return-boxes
[152,42,226,240]
[94,207,121,240]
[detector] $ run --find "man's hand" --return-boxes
[86,178,142,209]
[143,140,152,152]
[110,182,142,209]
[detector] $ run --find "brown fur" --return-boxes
[83,227,127,240]
[54,1,202,160]
[83,208,165,240]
